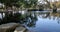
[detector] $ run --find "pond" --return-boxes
[0,11,60,32]
[23,11,60,32]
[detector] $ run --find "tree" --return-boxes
[0,0,20,10]
[0,0,38,10]
[44,0,51,8]
[0,0,19,6]
[53,4,57,13]
[23,0,38,8]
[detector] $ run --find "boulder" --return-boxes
[14,26,26,32]
[0,23,20,32]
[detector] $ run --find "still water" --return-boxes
[24,11,60,32]
[0,11,60,32]
[27,16,60,32]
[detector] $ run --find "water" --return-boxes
[27,16,60,32]
[24,11,60,32]
[0,11,60,32]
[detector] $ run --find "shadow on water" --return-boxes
[0,11,38,28]
[0,13,22,24]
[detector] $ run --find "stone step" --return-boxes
[0,23,20,32]
[14,26,26,32]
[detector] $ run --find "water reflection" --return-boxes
[23,12,38,27]
[0,11,60,32]
[38,12,60,23]
[25,11,60,32]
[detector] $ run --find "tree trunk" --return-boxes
[53,6,57,13]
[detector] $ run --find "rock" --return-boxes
[0,23,20,32]
[14,26,26,32]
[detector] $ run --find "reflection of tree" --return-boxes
[39,13,60,24]
[27,16,37,27]
[24,12,37,27]
[0,12,22,24]
[2,11,37,27]
[41,13,50,18]
[48,15,51,20]
[53,16,56,20]
[57,17,60,24]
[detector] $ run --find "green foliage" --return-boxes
[0,0,20,7]
[25,0,37,8]
[0,0,38,8]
